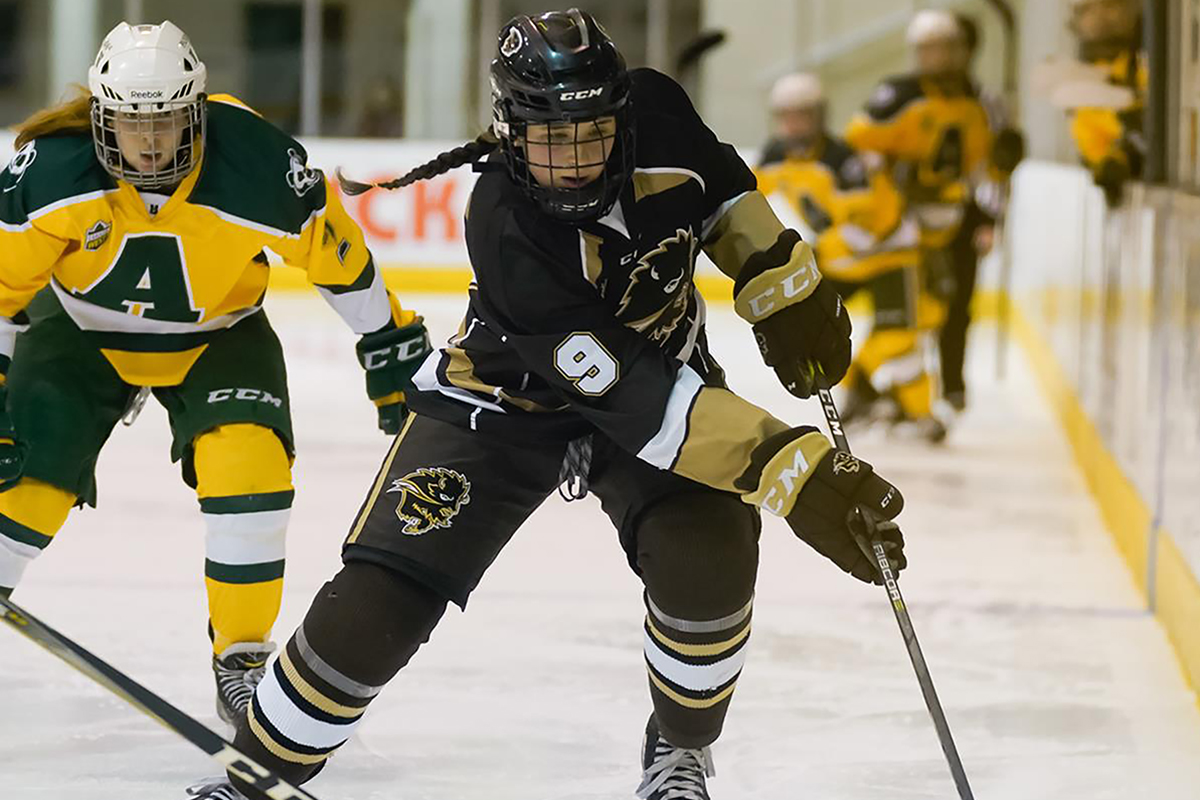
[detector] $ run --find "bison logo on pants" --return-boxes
[386,467,471,535]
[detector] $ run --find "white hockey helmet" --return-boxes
[906,9,963,47]
[769,73,825,112]
[87,21,207,190]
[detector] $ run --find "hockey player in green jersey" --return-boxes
[0,21,430,724]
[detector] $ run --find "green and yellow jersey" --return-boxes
[0,94,412,386]
[756,135,918,283]
[845,74,991,248]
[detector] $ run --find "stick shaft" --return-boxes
[815,386,976,800]
[0,596,323,800]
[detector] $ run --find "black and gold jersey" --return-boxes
[757,135,918,282]
[0,95,411,386]
[408,69,812,495]
[1071,49,1147,176]
[845,74,991,247]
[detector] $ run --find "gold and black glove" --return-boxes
[737,428,905,584]
[733,232,851,399]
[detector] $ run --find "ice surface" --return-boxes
[3,295,1199,800]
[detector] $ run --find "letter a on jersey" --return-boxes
[78,233,203,322]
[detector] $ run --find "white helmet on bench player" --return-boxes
[87,21,207,190]
[769,73,825,112]
[906,10,962,46]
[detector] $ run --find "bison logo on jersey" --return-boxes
[386,467,471,536]
[616,227,696,343]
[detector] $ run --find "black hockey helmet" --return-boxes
[490,9,635,222]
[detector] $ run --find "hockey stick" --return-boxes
[0,595,323,800]
[814,381,976,800]
[675,30,727,76]
[673,29,727,98]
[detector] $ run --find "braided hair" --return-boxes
[337,129,500,196]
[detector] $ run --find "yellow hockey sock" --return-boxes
[194,424,293,654]
[0,479,75,590]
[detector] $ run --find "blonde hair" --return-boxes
[14,86,93,149]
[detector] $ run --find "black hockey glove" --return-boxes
[1095,156,1130,209]
[733,233,851,400]
[737,429,905,584]
[0,384,26,486]
[991,126,1026,176]
[355,318,432,435]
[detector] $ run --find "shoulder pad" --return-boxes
[189,98,323,234]
[864,75,924,121]
[207,94,264,117]
[630,68,698,120]
[0,135,113,225]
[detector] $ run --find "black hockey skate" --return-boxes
[636,715,715,800]
[185,779,246,800]
[213,641,275,725]
[914,413,949,445]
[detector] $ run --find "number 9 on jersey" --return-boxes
[554,333,619,396]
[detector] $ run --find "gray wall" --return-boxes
[1,0,411,137]
[0,1,50,127]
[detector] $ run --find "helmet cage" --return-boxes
[489,9,635,223]
[495,98,634,223]
[91,95,206,191]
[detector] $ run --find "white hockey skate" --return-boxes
[636,715,715,800]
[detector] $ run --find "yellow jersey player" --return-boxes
[844,10,992,442]
[758,73,918,293]
[0,21,430,724]
[845,10,992,253]
[757,74,943,441]
[1068,0,1146,207]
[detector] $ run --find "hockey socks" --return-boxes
[194,424,293,653]
[634,492,759,750]
[0,478,74,590]
[233,560,447,788]
[643,592,752,750]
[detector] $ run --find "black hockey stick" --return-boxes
[675,30,727,76]
[0,595,323,800]
[814,381,976,800]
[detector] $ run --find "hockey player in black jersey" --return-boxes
[186,10,909,800]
